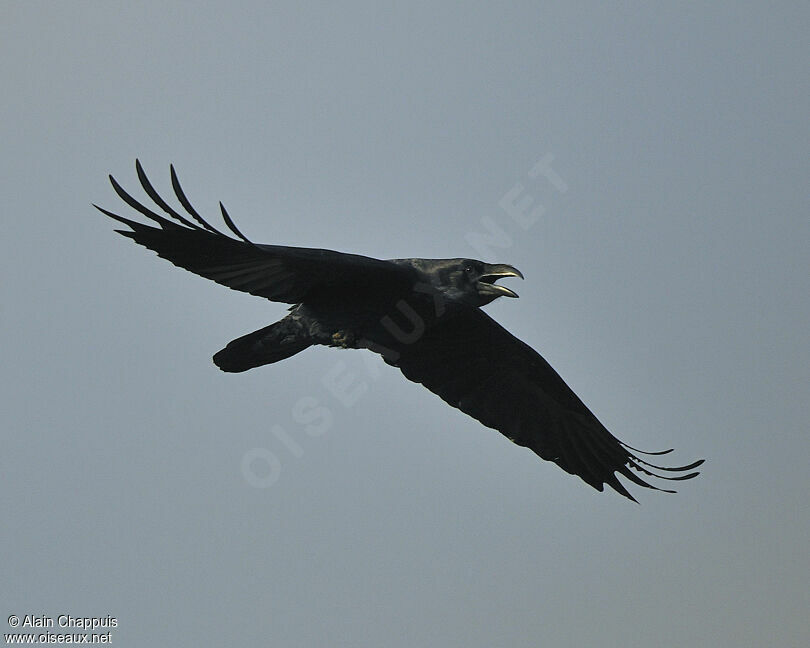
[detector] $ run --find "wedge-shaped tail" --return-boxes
[213,319,312,373]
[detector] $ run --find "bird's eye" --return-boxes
[464,264,474,274]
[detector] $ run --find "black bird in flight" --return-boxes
[97,161,703,501]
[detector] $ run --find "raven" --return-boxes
[97,161,703,501]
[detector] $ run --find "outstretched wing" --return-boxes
[388,306,703,501]
[96,160,414,303]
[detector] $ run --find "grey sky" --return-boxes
[2,2,808,646]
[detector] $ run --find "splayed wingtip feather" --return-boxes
[219,202,252,244]
[135,160,201,231]
[169,164,227,236]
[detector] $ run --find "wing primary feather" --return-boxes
[604,475,639,503]
[108,174,180,230]
[630,455,705,473]
[93,204,147,231]
[169,164,227,236]
[620,442,674,456]
[626,457,700,482]
[135,160,203,231]
[219,202,253,244]
[654,471,701,481]
[618,464,676,494]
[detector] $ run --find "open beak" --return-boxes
[478,263,524,298]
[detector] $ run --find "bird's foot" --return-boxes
[331,331,355,348]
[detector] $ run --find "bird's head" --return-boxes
[420,259,524,306]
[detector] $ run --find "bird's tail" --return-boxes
[213,320,311,373]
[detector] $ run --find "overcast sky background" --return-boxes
[2,2,808,646]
